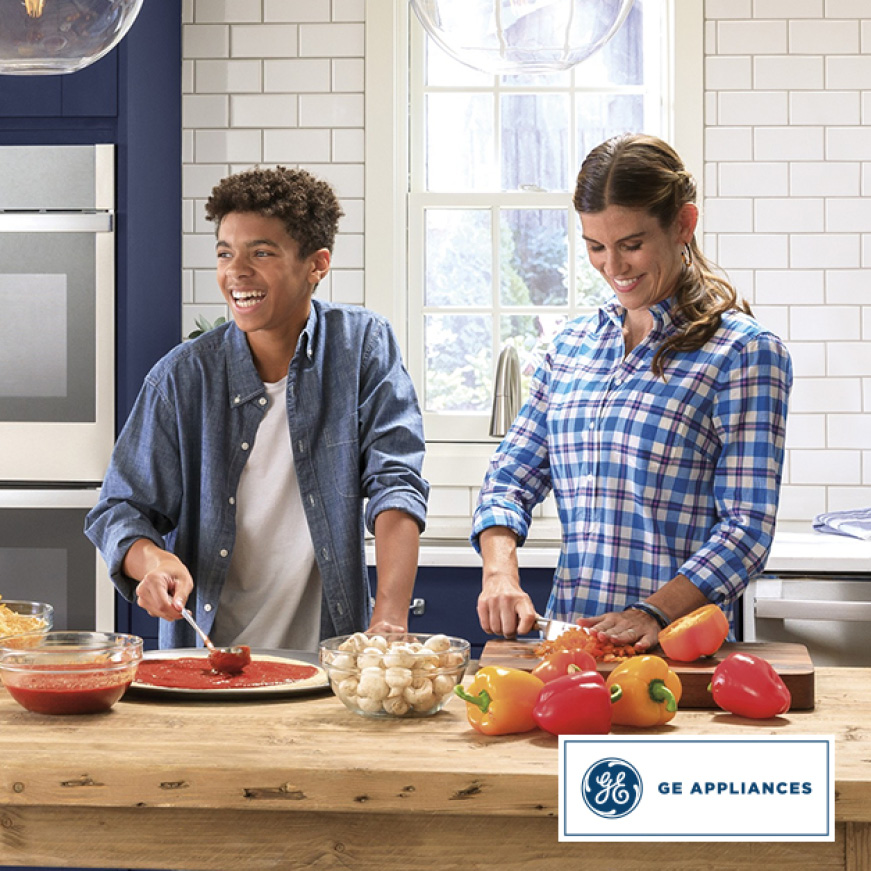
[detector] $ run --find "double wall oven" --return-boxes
[0,144,115,631]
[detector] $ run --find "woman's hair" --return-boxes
[205,166,344,258]
[573,133,751,377]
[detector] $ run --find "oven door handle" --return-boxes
[754,597,871,622]
[0,212,113,232]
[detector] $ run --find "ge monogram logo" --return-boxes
[581,757,643,819]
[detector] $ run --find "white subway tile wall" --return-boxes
[181,0,871,522]
[181,0,364,342]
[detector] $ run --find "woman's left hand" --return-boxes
[576,609,660,652]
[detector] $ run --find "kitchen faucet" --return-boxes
[489,344,521,438]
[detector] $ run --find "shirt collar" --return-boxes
[598,294,681,334]
[224,301,321,408]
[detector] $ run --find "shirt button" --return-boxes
[233,395,241,405]
[219,548,229,558]
[289,384,295,396]
[586,474,594,484]
[321,547,329,560]
[229,496,235,505]
[297,441,306,455]
[241,442,250,451]
[258,397,267,406]
[336,602,344,616]
[204,603,213,613]
[588,422,594,430]
[308,494,315,506]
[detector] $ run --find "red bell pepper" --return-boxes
[709,652,791,719]
[657,603,730,661]
[532,668,622,735]
[530,647,597,683]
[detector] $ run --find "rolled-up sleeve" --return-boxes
[84,378,182,601]
[678,333,793,604]
[359,319,429,533]
[471,355,554,552]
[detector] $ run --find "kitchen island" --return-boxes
[0,667,869,871]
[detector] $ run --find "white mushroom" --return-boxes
[356,695,384,713]
[356,666,390,700]
[403,676,436,707]
[382,643,417,669]
[440,651,467,669]
[366,634,389,652]
[432,674,457,698]
[424,634,452,653]
[337,676,359,699]
[384,666,413,690]
[382,696,411,716]
[357,647,384,670]
[330,652,356,673]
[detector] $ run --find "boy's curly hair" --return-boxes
[204,166,344,258]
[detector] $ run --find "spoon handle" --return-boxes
[181,608,215,650]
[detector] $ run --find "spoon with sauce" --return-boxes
[180,608,251,675]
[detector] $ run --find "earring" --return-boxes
[681,244,693,268]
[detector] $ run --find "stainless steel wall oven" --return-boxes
[0,145,115,630]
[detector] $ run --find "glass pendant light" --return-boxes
[0,0,144,75]
[410,0,635,76]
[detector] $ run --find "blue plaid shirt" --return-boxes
[472,296,792,631]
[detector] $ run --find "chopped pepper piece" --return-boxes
[532,668,621,735]
[453,666,543,735]
[657,603,730,661]
[606,655,682,727]
[531,647,597,683]
[709,652,791,719]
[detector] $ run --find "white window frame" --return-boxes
[364,0,703,488]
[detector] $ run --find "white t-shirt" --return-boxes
[210,377,322,651]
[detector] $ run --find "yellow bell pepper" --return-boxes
[454,665,544,735]
[606,655,682,727]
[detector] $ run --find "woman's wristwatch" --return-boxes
[624,600,671,630]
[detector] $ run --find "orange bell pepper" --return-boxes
[657,603,729,662]
[606,655,682,727]
[453,666,544,735]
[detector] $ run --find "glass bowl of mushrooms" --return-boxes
[319,632,470,718]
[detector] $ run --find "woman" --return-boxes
[471,133,792,652]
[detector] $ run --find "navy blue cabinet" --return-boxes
[373,564,554,659]
[0,51,117,117]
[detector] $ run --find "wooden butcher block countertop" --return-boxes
[0,667,870,871]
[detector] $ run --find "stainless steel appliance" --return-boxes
[0,144,114,483]
[0,488,113,631]
[743,573,871,668]
[0,145,115,631]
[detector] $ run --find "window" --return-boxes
[365,0,702,477]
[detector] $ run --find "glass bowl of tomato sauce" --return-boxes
[0,631,143,715]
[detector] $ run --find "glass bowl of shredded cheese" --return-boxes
[0,599,53,640]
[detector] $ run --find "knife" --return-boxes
[533,613,580,641]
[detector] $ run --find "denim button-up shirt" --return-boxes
[85,299,428,649]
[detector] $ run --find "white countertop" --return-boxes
[366,519,871,575]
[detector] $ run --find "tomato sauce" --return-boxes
[136,657,320,690]
[6,681,131,715]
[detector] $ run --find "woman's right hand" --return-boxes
[477,572,538,638]
[478,526,538,637]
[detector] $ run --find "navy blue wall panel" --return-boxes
[115,0,182,427]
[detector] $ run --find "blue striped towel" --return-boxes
[812,507,871,540]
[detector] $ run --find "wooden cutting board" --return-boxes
[478,640,815,710]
